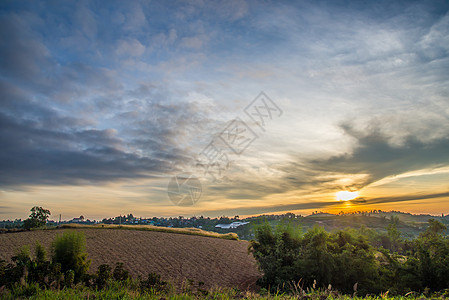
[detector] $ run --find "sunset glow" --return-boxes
[1,1,448,220]
[336,191,359,201]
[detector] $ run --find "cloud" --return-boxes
[263,120,449,197]
[0,13,51,85]
[0,109,163,186]
[200,199,337,217]
[207,117,449,204]
[419,12,449,60]
[352,191,449,206]
[0,79,221,187]
[310,123,449,189]
[215,0,248,21]
[0,207,11,215]
[116,39,145,57]
[74,1,98,40]
[180,36,205,50]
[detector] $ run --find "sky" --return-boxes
[1,0,449,220]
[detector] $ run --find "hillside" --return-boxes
[218,211,449,240]
[0,228,261,290]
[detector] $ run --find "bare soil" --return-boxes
[0,228,261,290]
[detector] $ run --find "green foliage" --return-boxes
[2,217,448,299]
[10,282,41,298]
[250,219,449,295]
[29,242,51,285]
[3,243,53,289]
[13,245,32,267]
[1,282,448,299]
[413,220,449,291]
[34,241,47,263]
[249,221,300,288]
[51,231,91,282]
[113,262,130,282]
[139,272,170,294]
[424,218,447,236]
[95,264,112,289]
[64,269,75,287]
[23,206,51,230]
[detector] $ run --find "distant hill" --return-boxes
[219,210,449,240]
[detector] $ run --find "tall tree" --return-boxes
[23,206,51,229]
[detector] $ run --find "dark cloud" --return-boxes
[0,80,215,187]
[0,5,222,188]
[0,110,169,186]
[353,191,449,206]
[201,199,338,217]
[309,123,449,189]
[0,13,51,85]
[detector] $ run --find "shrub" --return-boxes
[95,264,112,289]
[139,272,170,294]
[51,231,91,283]
[113,262,130,282]
[29,242,51,285]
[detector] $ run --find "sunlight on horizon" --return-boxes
[336,191,359,201]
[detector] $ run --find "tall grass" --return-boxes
[2,281,446,300]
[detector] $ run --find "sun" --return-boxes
[336,191,359,201]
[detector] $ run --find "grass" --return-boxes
[2,281,447,300]
[58,223,239,240]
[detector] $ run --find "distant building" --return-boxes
[70,216,85,223]
[215,221,249,229]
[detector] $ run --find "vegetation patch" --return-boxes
[59,223,239,240]
[250,219,449,296]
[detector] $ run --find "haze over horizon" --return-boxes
[1,0,449,220]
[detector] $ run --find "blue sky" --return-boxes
[1,0,449,219]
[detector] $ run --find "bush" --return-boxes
[51,231,91,283]
[29,242,51,285]
[113,262,130,282]
[95,264,112,289]
[139,272,170,294]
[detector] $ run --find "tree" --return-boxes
[413,219,449,291]
[23,206,51,230]
[250,223,383,295]
[386,223,401,252]
[424,219,447,236]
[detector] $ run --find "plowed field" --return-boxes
[0,229,261,290]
